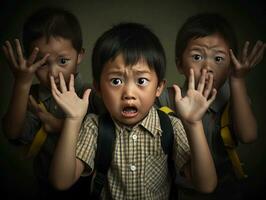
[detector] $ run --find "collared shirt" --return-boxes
[76,106,190,200]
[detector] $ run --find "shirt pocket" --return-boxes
[144,154,168,193]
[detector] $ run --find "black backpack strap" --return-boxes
[91,113,116,199]
[157,109,179,199]
[157,109,174,155]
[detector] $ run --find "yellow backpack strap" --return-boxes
[26,102,48,158]
[221,103,247,179]
[160,106,175,115]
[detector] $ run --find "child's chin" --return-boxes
[116,118,139,127]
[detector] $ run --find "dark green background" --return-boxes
[1,0,265,198]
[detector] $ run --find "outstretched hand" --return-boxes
[50,72,91,120]
[230,40,265,79]
[2,39,49,84]
[174,69,216,124]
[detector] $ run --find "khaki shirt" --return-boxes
[76,106,190,200]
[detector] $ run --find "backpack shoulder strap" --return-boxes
[157,108,180,198]
[157,109,174,155]
[91,113,116,199]
[26,84,48,158]
[220,103,247,179]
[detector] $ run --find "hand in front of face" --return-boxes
[50,72,91,120]
[174,69,217,124]
[28,95,63,134]
[230,40,265,79]
[2,39,49,85]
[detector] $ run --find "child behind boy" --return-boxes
[49,22,218,199]
[2,6,102,199]
[157,13,265,199]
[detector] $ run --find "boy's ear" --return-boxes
[176,58,184,74]
[77,48,85,65]
[156,79,166,97]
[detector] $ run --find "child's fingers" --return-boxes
[241,41,249,62]
[207,88,217,105]
[37,111,50,123]
[31,53,49,71]
[249,43,265,67]
[2,45,10,61]
[27,47,39,66]
[68,74,75,92]
[2,45,14,69]
[5,40,18,68]
[59,72,67,93]
[188,68,195,90]
[50,76,61,97]
[203,74,213,98]
[197,69,206,93]
[29,95,46,113]
[14,39,24,65]
[229,49,240,69]
[83,88,91,102]
[29,95,39,110]
[172,84,181,102]
[247,40,263,63]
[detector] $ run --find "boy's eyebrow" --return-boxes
[134,69,152,75]
[190,45,227,54]
[106,69,124,76]
[106,69,152,76]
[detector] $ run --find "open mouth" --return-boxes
[122,106,138,118]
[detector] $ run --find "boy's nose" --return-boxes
[122,84,136,100]
[202,61,213,73]
[49,65,60,77]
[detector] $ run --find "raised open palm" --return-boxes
[50,72,91,119]
[230,40,265,79]
[174,69,217,124]
[2,39,49,84]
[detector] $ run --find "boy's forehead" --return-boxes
[187,34,230,51]
[29,36,76,55]
[104,54,152,72]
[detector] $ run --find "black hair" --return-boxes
[22,6,82,57]
[92,22,166,84]
[175,12,238,65]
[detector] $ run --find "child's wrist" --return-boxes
[181,119,202,127]
[64,117,83,126]
[14,80,32,91]
[182,120,203,134]
[14,77,33,88]
[230,76,245,87]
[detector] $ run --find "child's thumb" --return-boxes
[83,88,91,102]
[36,111,51,123]
[172,84,181,102]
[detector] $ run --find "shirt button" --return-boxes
[130,165,136,171]
[132,134,137,141]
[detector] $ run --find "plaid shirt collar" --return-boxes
[114,106,162,137]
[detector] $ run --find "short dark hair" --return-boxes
[175,12,238,66]
[22,7,82,57]
[92,22,166,84]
